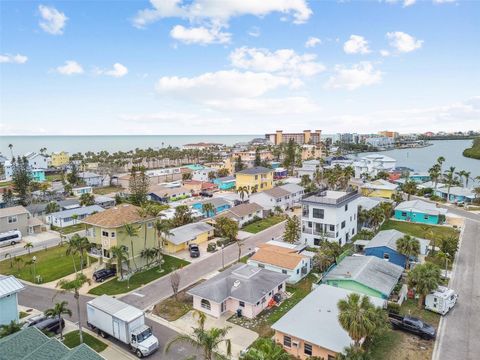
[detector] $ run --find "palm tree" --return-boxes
[154,219,172,272]
[237,186,249,202]
[44,301,72,340]
[13,256,23,271]
[320,241,343,265]
[0,320,21,338]
[110,245,129,279]
[123,223,140,271]
[403,180,417,201]
[396,235,420,269]
[241,338,290,360]
[368,207,384,231]
[56,273,90,343]
[140,248,157,268]
[66,234,91,272]
[65,236,80,273]
[444,166,456,202]
[23,242,33,255]
[202,202,215,218]
[408,262,441,309]
[8,144,13,159]
[165,311,231,360]
[428,164,441,190]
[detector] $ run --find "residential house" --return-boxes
[192,197,231,217]
[248,242,313,283]
[296,159,320,180]
[72,186,93,197]
[364,229,430,268]
[357,196,389,212]
[0,275,24,325]
[301,190,360,247]
[300,144,322,160]
[94,195,116,209]
[435,186,475,203]
[323,256,404,299]
[353,154,396,178]
[46,205,104,228]
[394,200,447,224]
[249,184,304,213]
[24,152,49,169]
[274,167,288,179]
[188,264,288,319]
[0,326,104,359]
[31,169,46,182]
[232,150,273,168]
[360,179,398,199]
[2,161,45,182]
[0,206,30,236]
[183,180,217,194]
[50,151,70,167]
[26,199,80,218]
[83,204,160,268]
[409,172,431,183]
[272,284,385,360]
[192,167,216,182]
[148,184,191,203]
[78,171,103,187]
[215,202,264,227]
[164,222,214,253]
[235,166,274,192]
[213,176,236,190]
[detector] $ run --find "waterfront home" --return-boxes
[0,275,24,325]
[213,176,236,190]
[323,256,404,299]
[24,151,49,169]
[83,204,160,268]
[249,183,304,213]
[164,222,214,253]
[191,197,231,217]
[50,151,70,167]
[215,202,264,227]
[0,206,30,236]
[46,205,104,228]
[148,184,191,203]
[94,195,116,209]
[188,264,288,319]
[31,168,46,182]
[272,284,385,360]
[360,179,398,199]
[0,327,104,359]
[301,190,360,246]
[409,172,431,183]
[435,186,475,203]
[235,166,274,192]
[364,229,430,268]
[78,171,103,187]
[248,242,313,283]
[72,185,93,197]
[394,200,447,224]
[353,154,396,178]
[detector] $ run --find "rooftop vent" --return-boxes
[233,280,241,288]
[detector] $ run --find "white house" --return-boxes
[192,167,216,182]
[353,154,396,178]
[72,186,93,197]
[46,205,104,228]
[301,190,360,246]
[248,241,314,283]
[24,152,49,169]
[250,184,304,212]
[78,171,104,187]
[0,275,24,325]
[296,160,320,179]
[215,202,264,227]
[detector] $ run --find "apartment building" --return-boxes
[265,130,322,145]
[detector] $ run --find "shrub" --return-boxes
[207,243,217,252]
[387,302,401,314]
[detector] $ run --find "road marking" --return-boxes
[131,292,145,297]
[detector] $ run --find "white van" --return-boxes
[425,286,458,315]
[0,230,22,247]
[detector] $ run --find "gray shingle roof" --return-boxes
[196,197,230,208]
[395,200,447,216]
[168,222,214,245]
[187,264,288,304]
[48,205,104,219]
[236,166,272,175]
[324,256,403,297]
[227,203,263,218]
[365,230,430,254]
[260,187,290,199]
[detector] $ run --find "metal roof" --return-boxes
[395,200,447,216]
[48,205,104,219]
[88,295,143,322]
[0,275,25,298]
[168,222,214,245]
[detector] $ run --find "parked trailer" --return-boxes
[86,295,159,358]
[425,286,458,315]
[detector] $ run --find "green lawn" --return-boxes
[52,223,86,234]
[63,330,108,352]
[92,186,121,195]
[380,219,459,239]
[19,311,29,319]
[0,245,92,283]
[242,216,285,234]
[399,299,441,326]
[0,180,14,187]
[88,255,190,295]
[46,174,63,182]
[153,294,193,321]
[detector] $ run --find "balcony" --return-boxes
[88,247,103,258]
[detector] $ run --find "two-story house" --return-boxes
[235,166,273,193]
[249,184,304,212]
[50,151,70,167]
[301,190,360,246]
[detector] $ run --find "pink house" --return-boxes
[188,264,289,319]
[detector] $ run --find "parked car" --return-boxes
[189,244,200,258]
[93,267,117,282]
[199,191,213,197]
[22,314,47,329]
[34,317,65,335]
[388,313,436,340]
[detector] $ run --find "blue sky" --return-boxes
[1,0,479,135]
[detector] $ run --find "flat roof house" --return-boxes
[188,264,288,319]
[46,205,104,228]
[323,256,404,299]
[235,166,274,193]
[394,200,447,224]
[0,275,24,325]
[272,284,385,360]
[164,222,214,254]
[213,176,236,190]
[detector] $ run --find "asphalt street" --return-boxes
[0,236,61,259]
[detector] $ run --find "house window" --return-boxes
[313,208,324,219]
[102,231,109,237]
[341,221,346,229]
[8,216,17,223]
[329,225,335,231]
[147,222,153,228]
[283,335,292,348]
[304,343,313,356]
[239,301,245,308]
[296,269,299,274]
[314,238,321,246]
[352,228,355,235]
[201,299,211,310]
[269,291,273,296]
[111,232,116,237]
[345,204,348,211]
[424,215,429,220]
[383,253,390,260]
[401,212,407,217]
[261,297,266,303]
[282,269,287,274]
[278,284,283,290]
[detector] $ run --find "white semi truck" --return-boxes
[86,295,159,358]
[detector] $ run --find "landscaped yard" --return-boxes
[92,186,121,195]
[88,255,189,295]
[0,245,91,283]
[46,174,63,182]
[63,330,108,352]
[242,215,285,234]
[52,223,86,234]
[228,274,318,337]
[380,219,459,240]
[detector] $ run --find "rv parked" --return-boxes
[425,286,458,315]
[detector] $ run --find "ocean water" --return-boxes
[0,135,262,156]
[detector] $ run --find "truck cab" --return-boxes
[130,325,159,358]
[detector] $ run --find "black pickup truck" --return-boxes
[388,313,436,340]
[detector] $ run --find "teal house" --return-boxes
[31,169,46,182]
[394,200,447,224]
[323,256,403,299]
[0,275,24,325]
[213,176,236,190]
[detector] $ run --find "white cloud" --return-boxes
[38,5,68,35]
[170,25,231,44]
[248,26,261,37]
[155,70,297,100]
[96,63,129,78]
[0,53,28,64]
[433,0,456,3]
[403,0,416,6]
[386,31,423,53]
[56,60,84,75]
[343,35,370,54]
[229,47,325,77]
[325,62,382,90]
[380,49,390,57]
[305,36,321,48]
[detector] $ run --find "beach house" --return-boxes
[394,200,447,224]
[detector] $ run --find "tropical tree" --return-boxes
[241,338,290,360]
[45,201,60,214]
[56,273,90,343]
[237,186,249,202]
[110,245,129,279]
[66,234,91,272]
[44,301,72,340]
[23,242,33,254]
[379,202,393,219]
[217,168,230,177]
[443,166,456,202]
[202,202,215,218]
[165,311,231,360]
[154,219,172,271]
[172,205,193,227]
[11,156,32,206]
[123,223,140,271]
[283,215,300,244]
[396,235,420,269]
[428,163,442,190]
[368,207,384,231]
[79,192,95,206]
[403,180,417,201]
[13,256,23,271]
[182,172,192,181]
[319,241,343,265]
[408,262,441,309]
[0,320,21,338]
[140,248,158,268]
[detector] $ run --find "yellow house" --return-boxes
[360,179,398,199]
[50,151,70,167]
[235,166,274,192]
[164,222,214,253]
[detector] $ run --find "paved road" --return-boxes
[434,218,480,360]
[0,237,61,259]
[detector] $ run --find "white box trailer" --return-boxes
[425,286,458,315]
[87,295,159,358]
